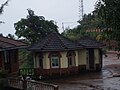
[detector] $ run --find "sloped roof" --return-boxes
[0,36,28,50]
[29,32,83,51]
[78,36,104,48]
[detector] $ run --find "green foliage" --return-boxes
[0,0,10,23]
[102,49,107,55]
[78,13,105,30]
[0,78,8,90]
[0,33,3,36]
[96,0,120,27]
[62,12,105,39]
[63,0,120,45]
[62,28,82,40]
[14,9,58,44]
[19,50,33,68]
[0,70,8,78]
[0,70,8,90]
[96,0,120,50]
[7,34,15,39]
[0,0,10,14]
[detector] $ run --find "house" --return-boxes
[77,36,103,71]
[0,36,28,75]
[29,32,104,78]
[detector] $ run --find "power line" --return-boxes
[61,21,78,32]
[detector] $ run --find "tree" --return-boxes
[96,0,120,50]
[0,33,3,36]
[62,12,105,40]
[7,34,15,39]
[0,0,10,14]
[14,9,58,44]
[0,0,10,23]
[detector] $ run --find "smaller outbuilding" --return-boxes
[0,36,28,75]
[29,32,104,78]
[77,36,104,71]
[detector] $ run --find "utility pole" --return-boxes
[79,0,84,20]
[62,23,64,32]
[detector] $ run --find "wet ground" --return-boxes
[47,53,120,90]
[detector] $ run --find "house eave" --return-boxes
[28,47,86,52]
[0,45,29,51]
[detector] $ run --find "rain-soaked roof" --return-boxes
[29,32,104,52]
[0,36,28,51]
[77,36,105,48]
[29,32,83,51]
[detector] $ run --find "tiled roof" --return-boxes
[29,32,83,51]
[78,36,104,48]
[0,36,28,50]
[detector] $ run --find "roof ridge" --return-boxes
[0,36,28,44]
[78,36,104,48]
[55,33,68,49]
[29,32,83,51]
[42,32,70,49]
[39,33,54,49]
[0,39,16,46]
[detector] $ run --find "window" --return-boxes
[39,58,43,67]
[69,57,72,65]
[67,51,76,67]
[13,50,18,63]
[4,51,10,63]
[39,54,43,68]
[51,56,59,68]
[86,49,89,61]
[48,52,61,69]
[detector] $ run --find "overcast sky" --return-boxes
[0,0,97,36]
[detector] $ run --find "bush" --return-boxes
[102,49,107,55]
[0,70,8,90]
[0,78,8,90]
[0,70,8,78]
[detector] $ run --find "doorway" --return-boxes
[87,49,95,70]
[4,51,11,73]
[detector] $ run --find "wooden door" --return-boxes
[4,51,11,73]
[38,53,43,69]
[39,57,43,69]
[99,49,103,68]
[88,49,95,70]
[0,52,2,68]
